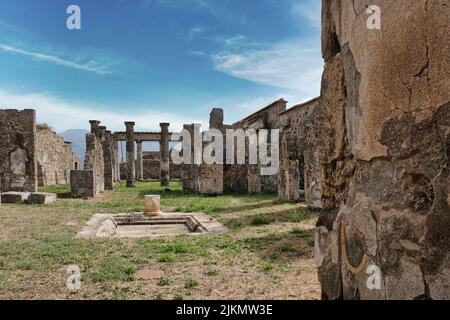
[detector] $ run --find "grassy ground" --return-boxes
[0,181,320,300]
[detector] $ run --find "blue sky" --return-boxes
[0,0,322,132]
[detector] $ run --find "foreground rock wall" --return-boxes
[315,0,450,300]
[0,109,37,193]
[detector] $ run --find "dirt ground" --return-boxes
[0,181,320,300]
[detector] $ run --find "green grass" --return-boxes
[0,181,319,300]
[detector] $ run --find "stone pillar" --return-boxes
[115,140,120,181]
[99,126,107,141]
[159,123,170,186]
[125,122,136,187]
[314,0,450,300]
[136,140,144,181]
[89,120,101,139]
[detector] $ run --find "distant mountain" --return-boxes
[59,129,89,167]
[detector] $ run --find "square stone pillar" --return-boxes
[125,122,136,187]
[136,140,144,181]
[160,123,170,186]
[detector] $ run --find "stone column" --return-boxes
[159,123,170,186]
[99,126,107,141]
[115,140,120,181]
[136,140,144,181]
[89,120,101,139]
[125,122,136,187]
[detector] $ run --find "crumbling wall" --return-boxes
[278,98,320,203]
[227,99,287,193]
[182,109,226,195]
[315,0,450,300]
[36,127,77,187]
[0,109,37,192]
[71,133,104,198]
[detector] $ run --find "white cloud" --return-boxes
[0,89,203,133]
[212,39,323,97]
[291,0,321,24]
[0,43,113,75]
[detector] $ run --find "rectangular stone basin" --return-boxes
[77,212,228,239]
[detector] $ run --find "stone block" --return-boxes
[1,192,31,204]
[28,192,57,205]
[144,195,161,216]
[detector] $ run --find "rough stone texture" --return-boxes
[315,0,450,300]
[70,170,95,198]
[28,192,57,205]
[226,99,286,194]
[125,122,136,187]
[142,151,182,180]
[70,132,105,198]
[36,127,79,187]
[0,109,37,193]
[1,192,31,204]
[278,98,320,203]
[160,123,170,186]
[101,131,114,190]
[181,113,225,195]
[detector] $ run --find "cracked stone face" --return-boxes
[315,0,450,300]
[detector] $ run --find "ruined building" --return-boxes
[278,97,321,206]
[0,110,78,192]
[36,125,79,187]
[0,109,37,193]
[314,0,449,300]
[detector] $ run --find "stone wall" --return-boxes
[142,151,182,180]
[0,109,37,193]
[71,133,104,198]
[315,0,450,300]
[226,99,287,194]
[278,97,320,204]
[36,127,79,187]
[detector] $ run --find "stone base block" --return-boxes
[1,192,31,204]
[144,195,161,216]
[28,193,57,205]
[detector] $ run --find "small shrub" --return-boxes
[185,278,199,290]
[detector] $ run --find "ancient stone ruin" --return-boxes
[314,0,449,300]
[0,109,77,204]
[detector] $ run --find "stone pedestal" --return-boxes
[160,123,170,186]
[144,195,161,216]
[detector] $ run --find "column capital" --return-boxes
[125,121,136,127]
[160,122,170,128]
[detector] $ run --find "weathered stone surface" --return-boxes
[125,122,136,187]
[0,109,37,193]
[1,192,31,204]
[160,123,170,186]
[279,97,320,203]
[71,132,105,198]
[28,192,57,205]
[36,127,79,187]
[144,195,161,216]
[315,0,450,300]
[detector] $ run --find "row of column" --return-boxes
[124,121,170,188]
